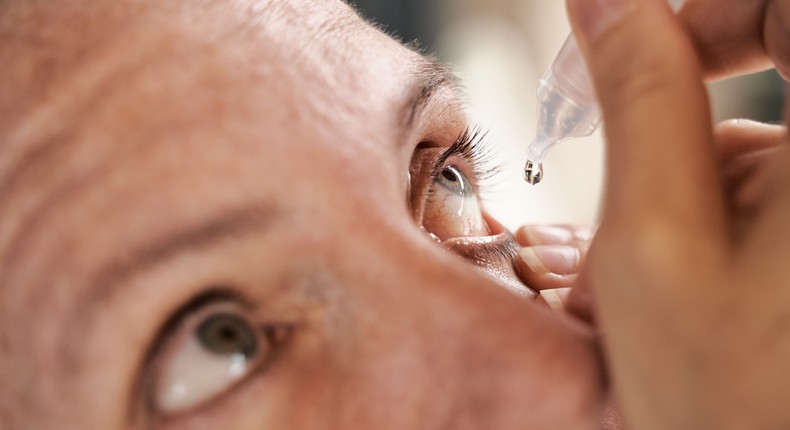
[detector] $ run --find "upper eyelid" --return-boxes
[426,127,496,192]
[426,129,475,184]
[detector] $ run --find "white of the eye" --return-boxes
[156,335,251,413]
[438,168,486,236]
[446,190,486,235]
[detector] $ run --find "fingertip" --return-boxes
[715,118,786,135]
[566,0,636,44]
[714,119,787,159]
[538,288,572,313]
[519,246,582,276]
[515,225,575,247]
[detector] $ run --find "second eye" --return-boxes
[148,302,292,418]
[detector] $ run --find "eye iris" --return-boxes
[197,314,257,357]
[439,166,467,194]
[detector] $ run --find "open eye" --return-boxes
[421,165,488,240]
[408,128,498,242]
[151,308,288,414]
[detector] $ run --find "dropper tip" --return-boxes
[524,160,544,185]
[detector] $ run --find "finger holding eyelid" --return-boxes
[515,225,595,248]
[516,245,584,291]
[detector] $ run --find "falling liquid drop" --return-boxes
[524,160,544,185]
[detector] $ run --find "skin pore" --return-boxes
[0,0,610,429]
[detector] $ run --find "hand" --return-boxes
[565,0,790,429]
[514,224,593,309]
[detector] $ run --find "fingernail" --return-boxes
[720,118,786,132]
[539,288,572,312]
[569,0,634,41]
[519,246,581,275]
[520,225,574,245]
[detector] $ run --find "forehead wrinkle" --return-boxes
[0,23,295,289]
[0,90,208,295]
[58,203,278,374]
[0,90,268,310]
[0,27,199,233]
[0,147,126,293]
[0,0,293,191]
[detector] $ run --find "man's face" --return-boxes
[0,0,609,428]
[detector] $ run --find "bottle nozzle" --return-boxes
[524,134,553,185]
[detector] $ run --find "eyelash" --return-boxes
[426,126,501,200]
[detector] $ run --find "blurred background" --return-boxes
[350,0,786,230]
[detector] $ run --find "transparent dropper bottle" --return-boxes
[524,35,598,185]
[524,0,686,185]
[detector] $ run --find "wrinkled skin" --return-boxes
[0,1,609,429]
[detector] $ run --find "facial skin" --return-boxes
[0,0,608,429]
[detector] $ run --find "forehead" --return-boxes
[0,0,426,255]
[0,0,429,156]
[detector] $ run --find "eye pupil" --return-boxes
[441,167,459,182]
[197,314,257,357]
[219,326,237,342]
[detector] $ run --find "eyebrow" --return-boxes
[61,204,276,368]
[397,56,461,140]
[91,204,275,303]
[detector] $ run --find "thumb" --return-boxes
[569,0,726,244]
[569,1,734,424]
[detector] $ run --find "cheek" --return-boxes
[327,259,606,427]
[337,307,607,429]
